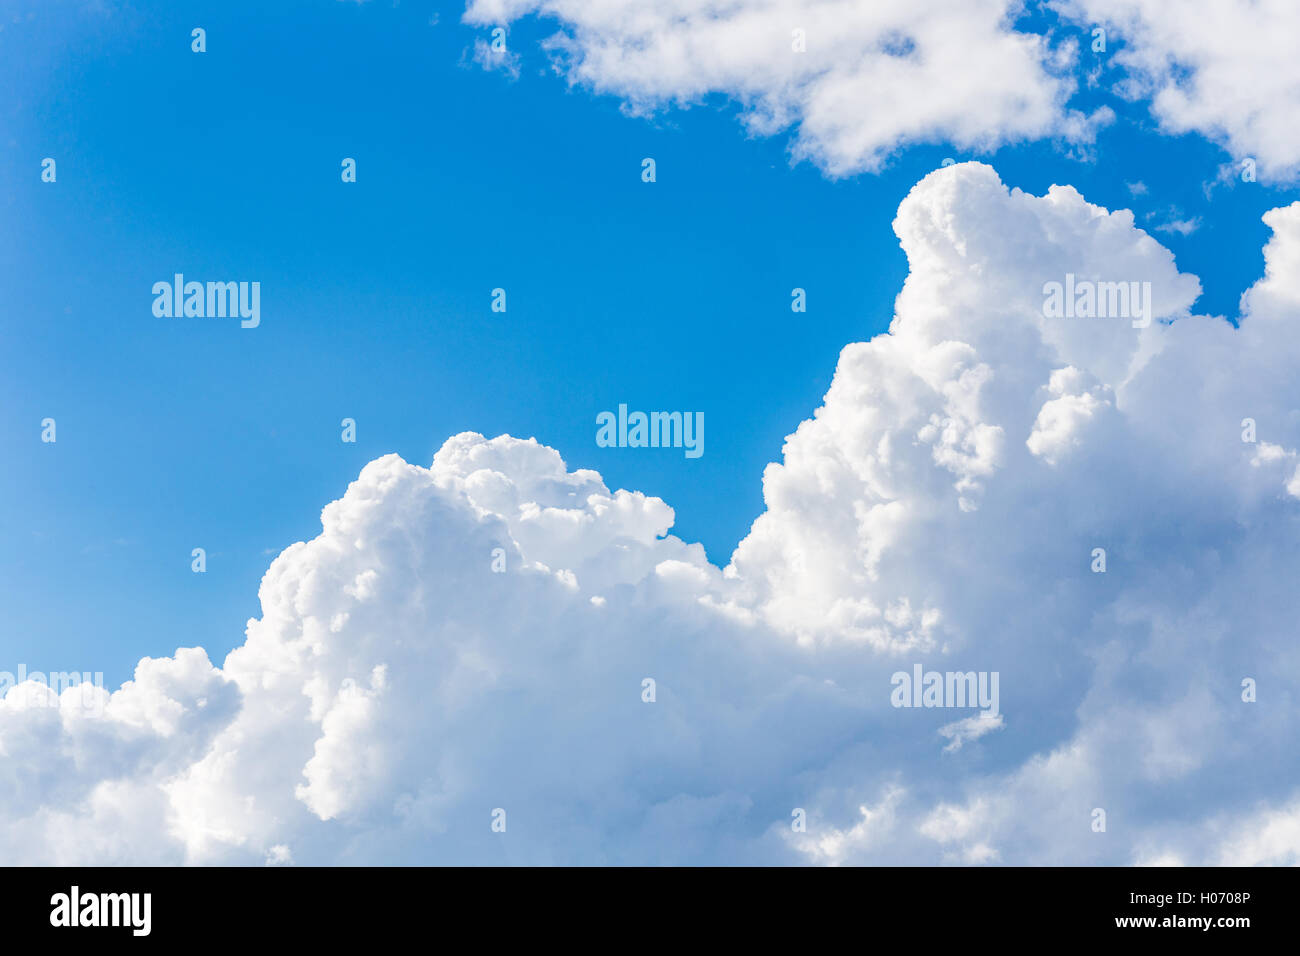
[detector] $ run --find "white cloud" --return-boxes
[1150,214,1200,237]
[1058,0,1300,181]
[785,784,905,864]
[462,0,1097,176]
[4,164,1300,864]
[468,35,523,79]
[939,713,1004,752]
[457,1,1300,182]
[1210,800,1300,866]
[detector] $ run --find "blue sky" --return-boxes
[3,0,1297,690]
[5,0,1300,868]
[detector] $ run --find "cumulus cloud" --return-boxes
[462,0,1102,176]
[456,1,1300,181]
[4,163,1299,864]
[1060,0,1300,181]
